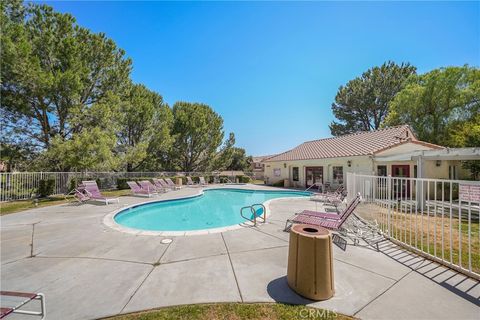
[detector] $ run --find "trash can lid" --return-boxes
[291,224,330,237]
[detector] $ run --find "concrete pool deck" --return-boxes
[1,184,479,319]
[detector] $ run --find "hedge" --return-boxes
[38,179,55,197]
[271,180,285,187]
[237,176,251,183]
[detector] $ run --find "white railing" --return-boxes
[347,172,480,279]
[0,171,255,202]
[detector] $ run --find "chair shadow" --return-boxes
[377,241,480,306]
[266,276,315,305]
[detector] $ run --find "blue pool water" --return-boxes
[114,189,310,231]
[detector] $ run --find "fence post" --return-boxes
[387,174,392,237]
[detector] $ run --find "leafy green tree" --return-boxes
[212,132,236,170]
[330,61,416,136]
[170,102,225,172]
[1,1,131,149]
[385,65,480,145]
[39,128,118,171]
[115,84,172,171]
[226,147,252,171]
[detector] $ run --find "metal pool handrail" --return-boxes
[240,203,266,226]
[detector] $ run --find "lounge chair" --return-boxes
[74,188,90,204]
[186,176,200,187]
[157,178,173,190]
[296,194,359,221]
[165,178,181,190]
[284,193,361,232]
[152,178,169,192]
[199,176,208,186]
[0,291,46,319]
[82,180,119,204]
[138,180,160,194]
[311,185,344,201]
[127,181,154,197]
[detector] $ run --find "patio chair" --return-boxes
[157,178,174,190]
[310,186,345,208]
[199,176,208,186]
[311,185,344,201]
[82,181,119,205]
[296,193,359,221]
[73,188,90,204]
[127,181,154,197]
[284,193,361,232]
[165,178,181,190]
[0,291,46,319]
[138,180,160,195]
[186,176,200,187]
[152,178,169,192]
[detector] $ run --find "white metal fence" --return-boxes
[0,171,254,202]
[347,172,480,279]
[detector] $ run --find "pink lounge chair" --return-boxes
[165,178,181,190]
[157,178,171,190]
[82,181,119,205]
[152,178,169,192]
[285,193,361,231]
[73,188,90,204]
[127,181,154,197]
[138,180,160,194]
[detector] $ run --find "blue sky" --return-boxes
[42,1,479,156]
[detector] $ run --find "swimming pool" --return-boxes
[114,188,310,232]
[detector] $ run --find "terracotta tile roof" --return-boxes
[264,125,442,162]
[252,155,276,163]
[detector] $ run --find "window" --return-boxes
[332,166,343,184]
[449,165,457,180]
[273,168,281,177]
[292,167,299,181]
[414,165,418,178]
[377,165,387,177]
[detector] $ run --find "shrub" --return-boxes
[191,176,200,183]
[38,179,55,197]
[238,176,251,183]
[218,176,230,183]
[272,180,285,187]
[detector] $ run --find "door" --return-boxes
[392,165,410,198]
[305,167,323,189]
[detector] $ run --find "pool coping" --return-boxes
[103,187,310,236]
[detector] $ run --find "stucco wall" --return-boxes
[263,155,374,187]
[262,141,472,185]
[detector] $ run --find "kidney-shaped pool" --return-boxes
[114,188,310,232]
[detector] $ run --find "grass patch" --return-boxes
[105,303,351,320]
[0,189,131,216]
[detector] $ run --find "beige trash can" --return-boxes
[287,224,334,300]
[284,179,290,188]
[176,177,182,186]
